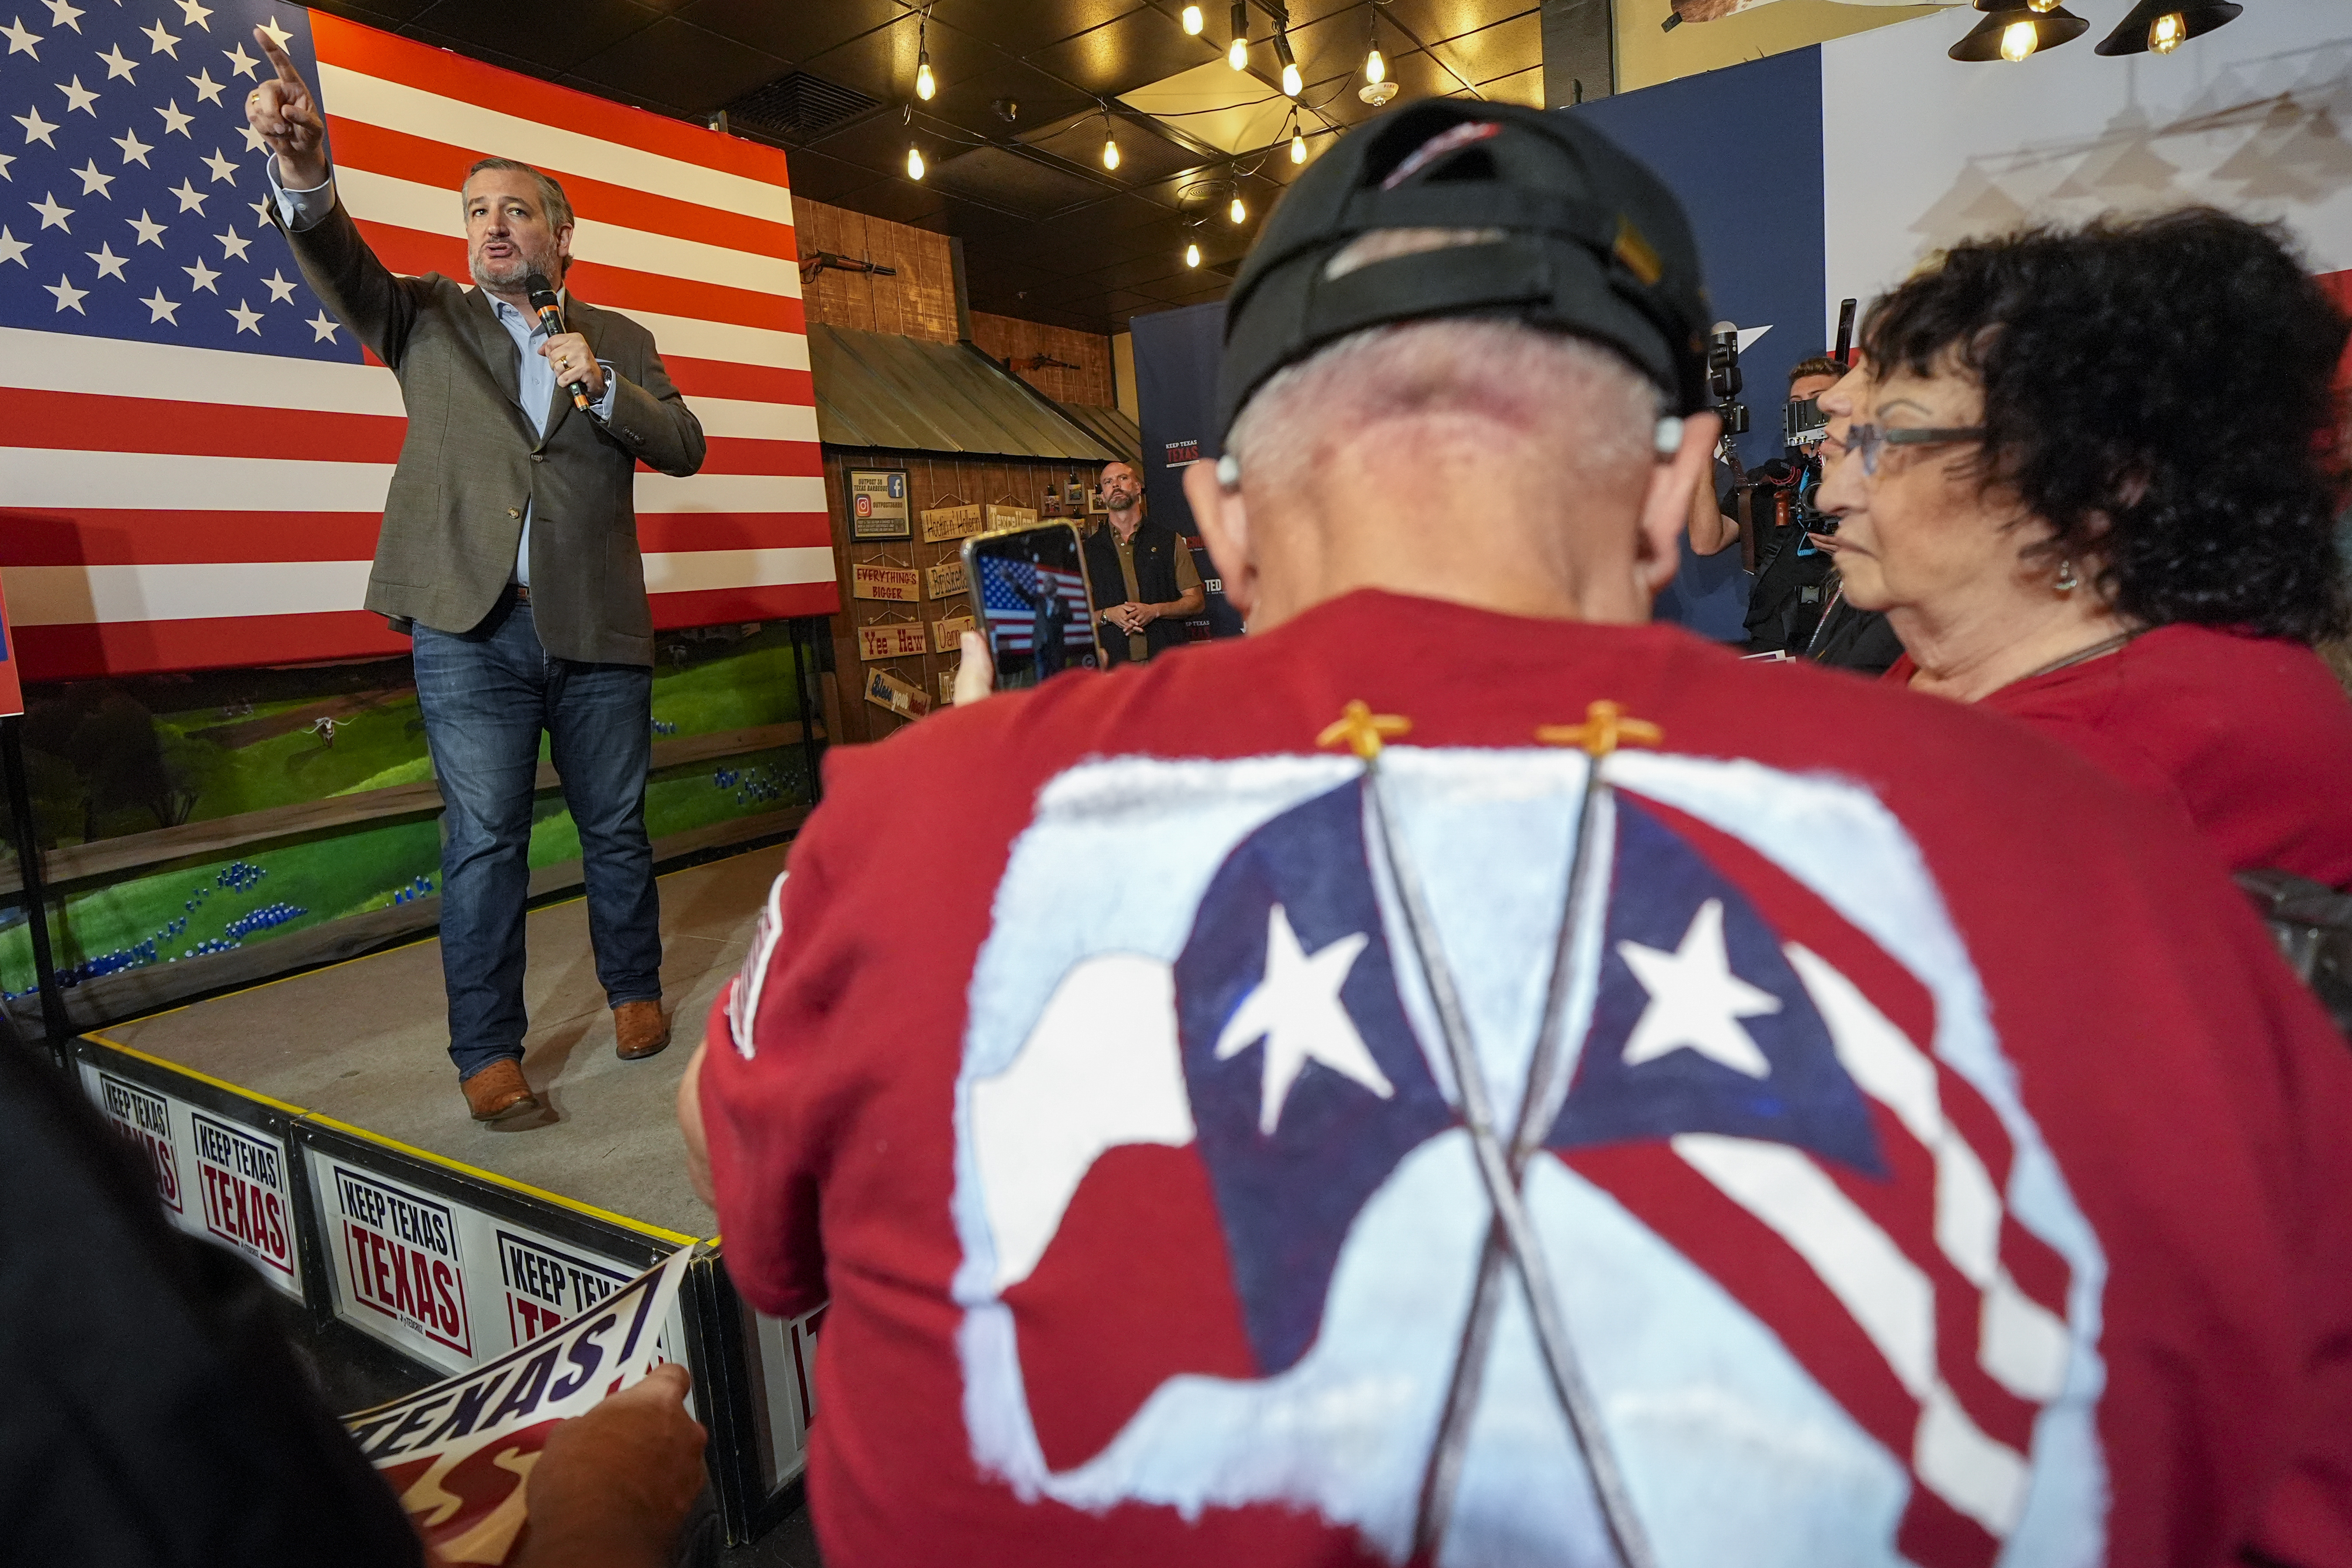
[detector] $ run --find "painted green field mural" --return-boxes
[3,621,820,1002]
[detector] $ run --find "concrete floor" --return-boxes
[100,846,791,1238]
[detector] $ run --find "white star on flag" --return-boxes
[237,120,266,154]
[186,66,222,105]
[306,308,339,342]
[222,40,257,77]
[177,0,213,32]
[155,98,190,136]
[260,266,295,302]
[141,285,178,322]
[1616,899,1784,1079]
[84,238,124,278]
[0,150,13,181]
[0,224,28,265]
[226,298,261,334]
[113,126,151,165]
[141,20,179,57]
[167,175,203,211]
[56,73,98,114]
[246,194,269,224]
[40,0,78,32]
[1216,903,1396,1136]
[30,188,71,227]
[96,40,134,79]
[215,223,249,259]
[201,146,235,182]
[45,271,86,311]
[182,254,217,291]
[70,156,112,195]
[257,14,290,48]
[127,206,165,244]
[17,106,59,146]
[1,16,40,57]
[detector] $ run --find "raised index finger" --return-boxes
[256,26,307,88]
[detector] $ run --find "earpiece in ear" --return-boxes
[1215,453,1242,489]
[1653,416,1685,457]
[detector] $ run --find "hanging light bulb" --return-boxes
[1274,30,1300,96]
[1181,2,1204,34]
[2148,9,2186,49]
[915,52,935,100]
[2025,0,2058,11]
[1290,126,1307,163]
[1102,127,1121,170]
[1228,2,1248,68]
[1281,58,1302,95]
[1185,240,1201,268]
[1999,18,2039,58]
[1230,193,1246,224]
[1365,44,1386,85]
[906,144,925,179]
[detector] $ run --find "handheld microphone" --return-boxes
[522,271,592,412]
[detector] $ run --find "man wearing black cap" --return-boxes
[685,103,2352,1568]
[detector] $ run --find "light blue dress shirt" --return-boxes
[269,166,618,588]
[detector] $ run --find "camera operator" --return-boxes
[1685,356,1844,654]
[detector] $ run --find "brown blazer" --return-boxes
[276,198,705,667]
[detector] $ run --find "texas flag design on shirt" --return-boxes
[950,747,2108,1568]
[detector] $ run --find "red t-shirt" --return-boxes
[1884,624,2352,886]
[704,590,2352,1568]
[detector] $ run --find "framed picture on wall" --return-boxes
[1087,487,1107,514]
[848,469,912,540]
[1064,481,1086,506]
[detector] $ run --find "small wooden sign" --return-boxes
[851,562,922,602]
[857,622,930,662]
[931,612,976,655]
[863,667,932,720]
[925,557,966,601]
[937,668,959,707]
[985,504,1039,530]
[921,503,984,543]
[848,469,911,540]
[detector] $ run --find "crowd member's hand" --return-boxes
[955,630,996,704]
[539,332,608,399]
[515,1362,706,1568]
[247,29,328,189]
[1105,602,1152,634]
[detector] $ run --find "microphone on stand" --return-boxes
[522,271,593,412]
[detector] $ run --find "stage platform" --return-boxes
[65,846,816,1546]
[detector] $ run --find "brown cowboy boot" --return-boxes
[614,999,671,1061]
[461,1059,540,1123]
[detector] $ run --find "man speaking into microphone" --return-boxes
[246,29,706,1124]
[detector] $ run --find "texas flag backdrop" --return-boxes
[0,0,833,680]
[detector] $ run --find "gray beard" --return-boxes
[472,250,550,292]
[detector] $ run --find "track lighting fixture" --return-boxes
[1228,2,1248,68]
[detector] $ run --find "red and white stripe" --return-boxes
[1568,944,2077,1568]
[0,14,834,679]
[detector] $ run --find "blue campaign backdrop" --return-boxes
[1131,301,1247,637]
[1575,47,1828,641]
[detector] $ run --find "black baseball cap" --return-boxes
[1215,99,1713,441]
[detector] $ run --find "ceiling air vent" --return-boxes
[724,72,883,144]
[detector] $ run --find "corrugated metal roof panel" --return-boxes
[808,324,1120,461]
[1056,402,1142,468]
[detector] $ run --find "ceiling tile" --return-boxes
[567,19,788,114]
[396,26,554,82]
[1022,6,1222,98]
[306,0,438,25]
[1026,115,1205,188]
[677,0,903,62]
[927,142,1120,218]
[1427,9,1541,87]
[779,146,890,205]
[409,0,664,74]
[1087,251,1188,289]
[800,16,1095,144]
[927,0,1146,54]
[1479,63,1544,106]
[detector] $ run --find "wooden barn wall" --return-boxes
[792,197,959,343]
[819,447,1111,745]
[967,311,1117,407]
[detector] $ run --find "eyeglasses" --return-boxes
[1846,422,1985,477]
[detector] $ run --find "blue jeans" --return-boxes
[413,596,660,1080]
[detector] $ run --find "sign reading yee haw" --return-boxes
[0,0,831,680]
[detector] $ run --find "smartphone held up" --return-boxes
[962,520,1104,692]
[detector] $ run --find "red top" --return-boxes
[705,590,2352,1568]
[1884,624,2352,886]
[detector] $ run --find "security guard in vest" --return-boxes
[1080,461,1207,665]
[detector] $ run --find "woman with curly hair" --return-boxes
[1815,208,2352,885]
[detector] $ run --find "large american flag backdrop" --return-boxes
[0,0,833,680]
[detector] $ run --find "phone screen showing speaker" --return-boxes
[961,521,1102,692]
